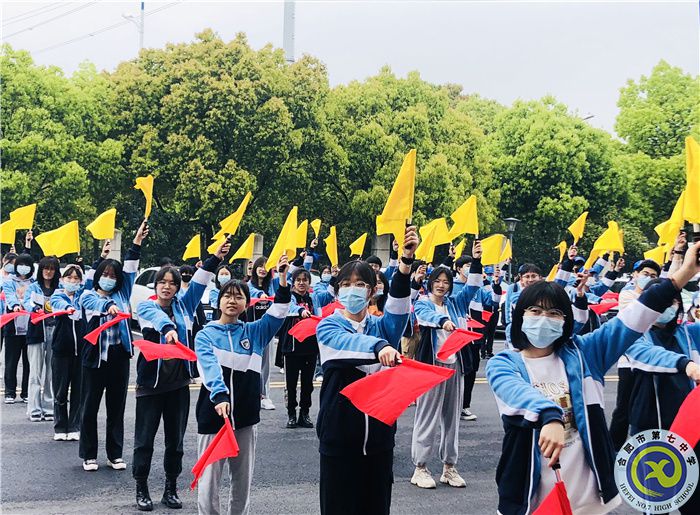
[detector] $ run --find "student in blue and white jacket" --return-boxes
[486,241,700,515]
[78,220,149,472]
[132,240,230,512]
[410,240,484,490]
[194,254,291,515]
[503,264,543,347]
[315,226,417,515]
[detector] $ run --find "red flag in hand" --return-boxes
[0,311,29,329]
[84,312,131,345]
[589,302,618,315]
[249,296,274,306]
[670,386,700,447]
[601,291,619,301]
[340,358,455,426]
[467,318,485,329]
[288,315,322,342]
[191,417,239,489]
[321,301,344,318]
[31,310,73,324]
[133,339,197,361]
[533,481,573,515]
[481,310,493,323]
[436,329,482,361]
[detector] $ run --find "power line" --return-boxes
[3,3,66,26]
[4,1,99,39]
[34,2,180,55]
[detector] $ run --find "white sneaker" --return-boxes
[107,458,127,470]
[410,466,436,489]
[53,433,67,441]
[440,465,467,488]
[83,459,98,471]
[260,398,276,410]
[66,432,80,441]
[461,408,477,421]
[279,368,285,375]
[315,375,323,382]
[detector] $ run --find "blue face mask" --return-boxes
[3,263,14,274]
[16,265,31,277]
[218,274,231,286]
[637,276,652,291]
[656,306,677,325]
[321,273,332,283]
[99,277,117,292]
[521,316,565,349]
[338,286,369,315]
[63,282,81,293]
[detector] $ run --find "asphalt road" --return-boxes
[1,340,636,515]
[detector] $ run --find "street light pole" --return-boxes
[502,217,521,283]
[122,1,145,54]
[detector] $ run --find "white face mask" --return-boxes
[218,274,231,286]
[521,316,565,348]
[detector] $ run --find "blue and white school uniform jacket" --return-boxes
[3,275,33,337]
[413,258,483,371]
[315,268,411,457]
[136,255,221,389]
[194,285,291,434]
[248,281,275,299]
[486,279,681,515]
[78,244,140,368]
[23,281,57,344]
[50,289,86,357]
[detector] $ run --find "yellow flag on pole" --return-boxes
[583,249,601,271]
[481,234,507,266]
[213,192,252,240]
[296,220,308,249]
[644,245,668,265]
[683,136,700,223]
[266,207,298,270]
[376,149,416,248]
[448,195,479,239]
[655,191,686,246]
[420,218,451,246]
[349,233,368,257]
[499,239,512,263]
[415,224,438,263]
[9,203,36,230]
[567,211,588,244]
[134,175,154,219]
[546,264,558,282]
[207,235,227,255]
[556,241,567,262]
[229,233,255,263]
[310,219,322,238]
[183,235,200,260]
[453,238,466,258]
[592,221,624,253]
[35,221,80,257]
[325,226,338,267]
[86,209,116,240]
[0,220,16,245]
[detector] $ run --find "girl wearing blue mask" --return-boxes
[78,220,149,472]
[209,264,232,320]
[50,265,86,441]
[486,242,700,515]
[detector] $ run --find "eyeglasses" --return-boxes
[524,306,565,318]
[338,281,370,289]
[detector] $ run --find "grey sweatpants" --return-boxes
[27,326,54,418]
[411,359,463,467]
[197,424,257,515]
[260,341,273,398]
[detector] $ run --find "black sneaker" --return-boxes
[286,411,298,429]
[297,411,314,429]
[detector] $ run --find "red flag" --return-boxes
[340,358,455,426]
[249,296,274,306]
[467,318,485,329]
[133,339,197,361]
[533,481,573,515]
[589,302,618,315]
[288,315,322,342]
[481,310,493,323]
[31,310,73,324]
[321,301,344,318]
[84,312,131,345]
[436,329,483,361]
[601,291,619,301]
[191,417,239,489]
[670,386,700,447]
[0,311,29,329]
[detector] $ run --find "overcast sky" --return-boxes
[3,1,698,135]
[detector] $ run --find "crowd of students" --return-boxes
[2,219,700,515]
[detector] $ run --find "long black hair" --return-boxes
[250,256,271,293]
[14,253,35,279]
[37,256,60,291]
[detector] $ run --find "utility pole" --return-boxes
[283,0,295,64]
[123,1,145,54]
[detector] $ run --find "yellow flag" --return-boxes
[296,220,308,249]
[229,233,255,262]
[213,192,252,240]
[481,234,507,266]
[684,136,700,223]
[453,238,466,258]
[86,208,116,240]
[310,219,322,238]
[134,175,154,218]
[376,149,416,248]
[448,195,479,239]
[35,221,80,257]
[0,220,16,245]
[183,235,200,260]
[207,235,227,255]
[9,203,36,230]
[420,218,451,246]
[583,249,601,271]
[325,226,338,267]
[592,221,624,253]
[567,211,588,244]
[349,233,368,257]
[546,264,558,282]
[415,224,438,263]
[556,241,567,262]
[499,239,512,263]
[266,207,298,270]
[644,245,668,265]
[655,191,686,246]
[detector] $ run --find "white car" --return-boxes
[130,267,214,326]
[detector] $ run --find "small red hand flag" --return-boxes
[0,311,29,329]
[133,339,197,361]
[84,312,131,345]
[31,310,73,324]
[670,386,700,448]
[321,301,344,318]
[191,417,239,489]
[589,302,618,315]
[288,315,322,342]
[436,329,482,361]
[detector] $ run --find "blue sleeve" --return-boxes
[452,258,483,315]
[317,316,389,369]
[50,292,72,312]
[120,244,141,301]
[79,289,115,314]
[4,280,20,309]
[625,336,689,374]
[23,282,42,312]
[376,268,412,349]
[414,298,448,328]
[137,301,176,334]
[194,329,229,404]
[180,255,218,316]
[209,289,220,310]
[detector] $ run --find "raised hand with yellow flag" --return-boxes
[376,149,416,248]
[448,195,479,239]
[213,192,252,240]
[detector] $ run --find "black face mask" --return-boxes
[181,275,192,283]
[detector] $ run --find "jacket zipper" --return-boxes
[363,413,369,456]
[228,330,235,426]
[72,321,77,356]
[576,347,602,496]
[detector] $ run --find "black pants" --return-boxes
[609,367,634,451]
[79,346,130,461]
[463,344,481,409]
[482,311,499,357]
[52,352,83,433]
[284,354,315,413]
[4,334,29,399]
[132,385,190,481]
[320,450,393,515]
